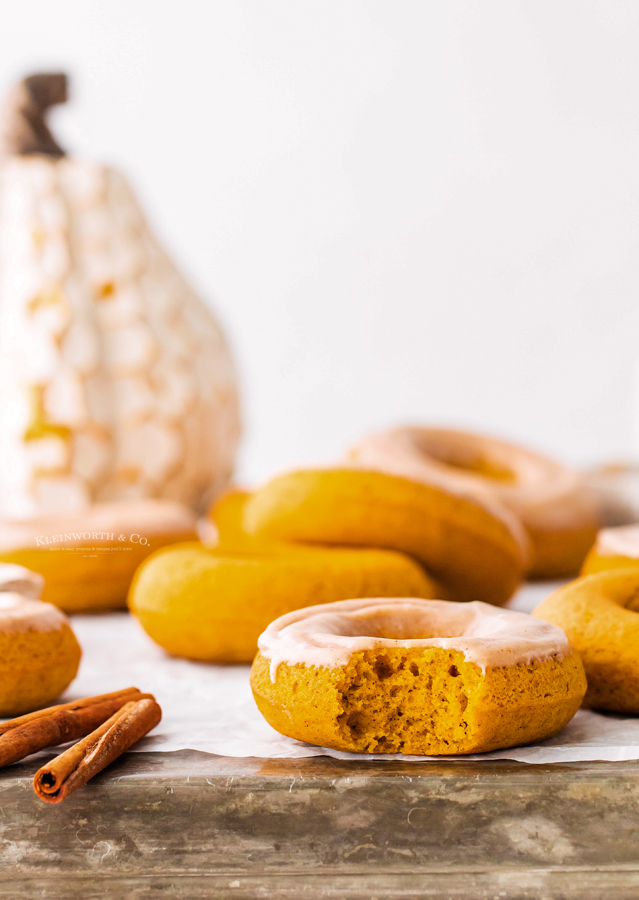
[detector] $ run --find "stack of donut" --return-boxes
[240,466,527,605]
[348,426,599,579]
[129,462,533,663]
[129,486,441,664]
[129,424,597,667]
[129,426,600,669]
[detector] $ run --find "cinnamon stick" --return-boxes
[0,687,151,768]
[34,697,162,804]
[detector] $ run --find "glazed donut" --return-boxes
[128,543,437,663]
[348,426,599,579]
[250,597,586,755]
[244,468,527,606]
[533,569,639,713]
[580,525,639,576]
[0,562,43,599]
[0,563,81,716]
[0,500,197,612]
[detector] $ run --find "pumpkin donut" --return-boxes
[0,563,81,716]
[128,543,437,663]
[208,488,259,549]
[580,525,639,576]
[348,426,599,579]
[533,568,639,713]
[250,597,586,755]
[244,469,527,606]
[0,500,197,612]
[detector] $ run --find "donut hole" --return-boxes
[621,587,639,613]
[413,434,516,483]
[329,606,472,642]
[434,453,515,483]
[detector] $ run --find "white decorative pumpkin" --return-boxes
[0,74,240,518]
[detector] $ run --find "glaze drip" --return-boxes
[0,591,67,634]
[258,597,573,682]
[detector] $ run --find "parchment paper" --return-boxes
[59,582,639,764]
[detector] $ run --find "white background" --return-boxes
[1,1,638,484]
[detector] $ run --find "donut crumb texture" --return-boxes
[250,647,587,755]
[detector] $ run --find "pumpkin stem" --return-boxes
[0,72,68,158]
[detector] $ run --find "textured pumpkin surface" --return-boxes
[128,544,437,663]
[533,569,639,713]
[0,155,240,518]
[244,469,526,606]
[0,623,81,716]
[250,647,586,755]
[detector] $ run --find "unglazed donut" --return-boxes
[580,525,639,576]
[244,468,527,606]
[250,597,586,755]
[128,544,437,663]
[0,500,197,612]
[533,569,639,713]
[0,563,81,716]
[348,426,599,579]
[207,488,259,549]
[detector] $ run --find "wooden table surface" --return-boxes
[2,749,639,899]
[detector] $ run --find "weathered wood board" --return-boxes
[1,751,638,899]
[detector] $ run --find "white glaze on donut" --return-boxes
[258,597,572,681]
[0,562,44,599]
[594,525,639,559]
[348,426,596,535]
[0,592,68,634]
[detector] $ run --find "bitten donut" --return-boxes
[128,544,437,663]
[250,597,586,755]
[244,469,527,606]
[0,563,81,716]
[533,569,639,713]
[349,426,599,579]
[581,525,639,576]
[0,500,197,612]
